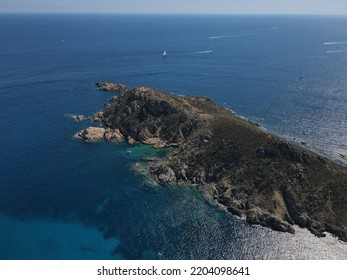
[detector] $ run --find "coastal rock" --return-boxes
[90,111,104,122]
[110,96,118,103]
[90,116,100,122]
[95,82,127,93]
[266,215,295,233]
[76,127,105,143]
[150,164,177,184]
[141,157,161,162]
[73,114,85,121]
[127,136,136,145]
[143,138,167,148]
[104,128,123,142]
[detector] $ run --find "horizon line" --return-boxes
[1,11,347,16]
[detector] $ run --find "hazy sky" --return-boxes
[1,0,347,15]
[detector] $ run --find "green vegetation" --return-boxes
[102,86,347,241]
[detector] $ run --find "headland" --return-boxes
[76,83,347,241]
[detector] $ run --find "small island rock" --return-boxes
[95,82,127,93]
[76,127,105,143]
[73,114,85,121]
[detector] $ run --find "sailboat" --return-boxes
[162,50,167,57]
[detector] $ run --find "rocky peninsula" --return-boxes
[77,84,347,241]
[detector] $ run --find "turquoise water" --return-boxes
[0,14,346,259]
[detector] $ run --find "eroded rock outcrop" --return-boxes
[102,87,199,147]
[76,127,106,143]
[95,82,127,93]
[104,128,123,142]
[73,114,85,122]
[90,112,104,122]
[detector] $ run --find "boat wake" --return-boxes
[209,28,279,40]
[324,42,347,45]
[326,50,347,53]
[194,50,213,54]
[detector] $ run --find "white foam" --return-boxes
[209,27,278,40]
[326,50,347,53]
[195,50,213,54]
[324,42,347,45]
[209,31,276,40]
[209,35,230,39]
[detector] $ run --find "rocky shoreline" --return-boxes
[75,83,347,241]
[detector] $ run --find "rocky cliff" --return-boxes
[79,85,347,241]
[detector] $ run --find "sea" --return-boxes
[0,13,346,260]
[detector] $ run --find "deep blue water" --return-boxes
[0,14,346,260]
